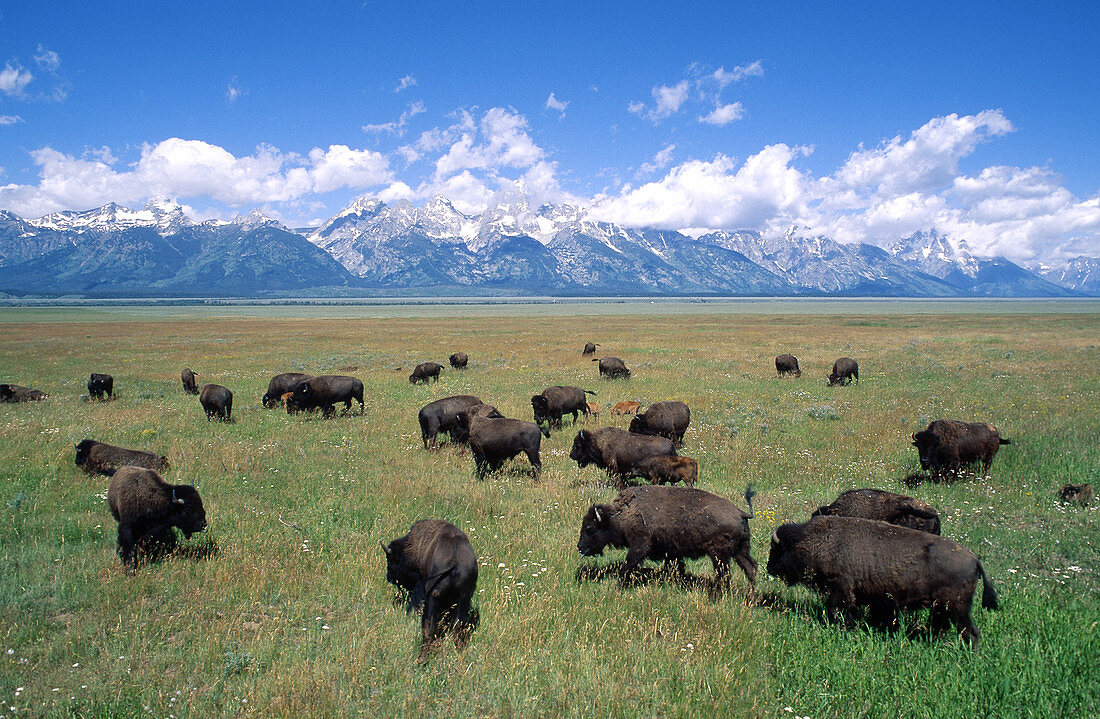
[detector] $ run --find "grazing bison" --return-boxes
[107,465,207,566]
[87,373,114,400]
[75,439,169,476]
[594,356,631,379]
[199,384,233,422]
[449,352,468,370]
[775,354,801,377]
[0,384,47,402]
[447,404,506,444]
[418,395,485,448]
[627,455,698,488]
[812,488,941,535]
[767,515,999,648]
[381,519,478,664]
[290,375,364,418]
[611,400,642,418]
[531,386,596,431]
[569,427,676,481]
[456,411,548,481]
[911,419,1011,477]
[584,402,601,422]
[577,484,757,591]
[582,342,600,356]
[262,372,313,408]
[827,357,859,386]
[629,400,691,445]
[1059,483,1093,506]
[180,368,199,395]
[409,362,443,384]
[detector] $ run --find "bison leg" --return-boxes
[733,551,758,588]
[418,596,441,665]
[525,450,541,482]
[620,543,651,587]
[950,604,980,649]
[117,525,136,565]
[321,404,336,419]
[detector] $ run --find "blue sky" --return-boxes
[1,1,1097,261]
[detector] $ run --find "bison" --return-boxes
[280,392,301,414]
[290,375,364,418]
[0,384,47,402]
[1059,483,1093,506]
[911,419,1011,477]
[629,400,691,445]
[584,402,601,422]
[449,352,468,370]
[409,362,443,384]
[75,439,169,476]
[775,354,801,377]
[610,400,642,418]
[767,515,999,648]
[627,455,698,488]
[569,427,677,482]
[87,372,114,400]
[582,342,600,356]
[531,386,596,431]
[827,357,859,386]
[594,356,631,379]
[107,465,207,566]
[577,484,757,591]
[456,411,548,481]
[418,395,485,448]
[812,488,941,534]
[262,372,313,408]
[381,519,478,664]
[447,403,506,444]
[181,368,199,395]
[199,384,233,422]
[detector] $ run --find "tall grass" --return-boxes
[0,310,1096,717]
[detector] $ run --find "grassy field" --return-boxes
[0,308,1096,718]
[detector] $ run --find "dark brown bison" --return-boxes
[381,519,478,664]
[582,342,600,356]
[775,354,801,377]
[199,384,233,421]
[447,404,506,444]
[610,400,642,418]
[290,375,364,418]
[629,400,691,445]
[827,357,859,386]
[0,384,47,402]
[418,395,485,448]
[449,352,468,370]
[107,465,207,566]
[812,488,941,534]
[456,411,548,481]
[911,420,1011,477]
[262,372,313,408]
[75,439,169,476]
[569,427,676,481]
[627,455,698,488]
[531,386,596,431]
[767,516,999,648]
[180,368,199,395]
[578,484,757,591]
[409,362,443,384]
[1059,483,1092,506]
[594,356,630,379]
[87,373,114,400]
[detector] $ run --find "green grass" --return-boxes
[0,309,1097,717]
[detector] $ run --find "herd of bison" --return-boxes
[2,343,1093,665]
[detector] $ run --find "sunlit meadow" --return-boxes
[0,305,1096,718]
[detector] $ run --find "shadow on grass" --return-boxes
[575,559,750,601]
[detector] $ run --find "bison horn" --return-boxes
[770,528,780,545]
[172,489,184,505]
[380,540,391,556]
[593,507,602,523]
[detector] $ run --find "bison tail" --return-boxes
[583,389,597,395]
[591,358,600,362]
[101,467,117,478]
[978,561,999,611]
[999,437,1012,445]
[743,484,756,518]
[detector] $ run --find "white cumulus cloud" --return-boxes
[0,62,33,97]
[698,102,745,125]
[545,92,568,116]
[394,75,417,93]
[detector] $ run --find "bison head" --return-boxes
[577,503,617,556]
[765,523,804,585]
[74,439,95,466]
[911,430,939,469]
[627,414,648,434]
[451,410,473,444]
[530,395,551,425]
[380,537,419,595]
[569,430,598,467]
[291,380,313,401]
[169,484,207,538]
[261,392,279,408]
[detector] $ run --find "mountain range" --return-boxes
[0,196,1092,297]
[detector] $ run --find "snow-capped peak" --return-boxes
[29,200,194,235]
[235,209,284,231]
